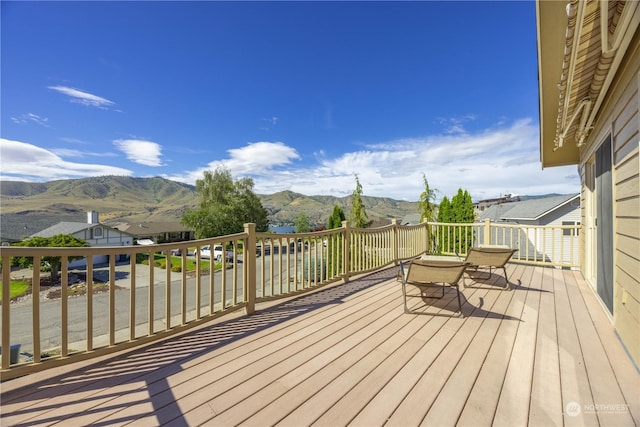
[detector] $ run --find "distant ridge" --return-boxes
[1,176,419,227]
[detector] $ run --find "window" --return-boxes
[93,227,103,238]
[563,221,580,236]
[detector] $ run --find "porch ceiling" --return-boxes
[536,0,640,168]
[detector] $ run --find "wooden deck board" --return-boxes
[563,269,637,426]
[573,271,640,424]
[493,264,542,426]
[456,263,529,426]
[553,267,600,427]
[528,267,563,426]
[1,264,637,427]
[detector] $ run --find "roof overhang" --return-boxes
[536,0,640,168]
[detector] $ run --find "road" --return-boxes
[4,253,307,358]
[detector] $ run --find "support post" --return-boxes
[244,223,257,315]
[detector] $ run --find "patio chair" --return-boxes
[400,259,469,316]
[463,246,517,289]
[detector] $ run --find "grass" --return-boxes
[152,254,215,271]
[0,280,30,302]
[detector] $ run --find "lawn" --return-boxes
[0,280,30,302]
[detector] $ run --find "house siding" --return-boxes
[582,27,640,366]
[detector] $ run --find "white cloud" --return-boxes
[48,85,115,109]
[11,113,51,127]
[166,141,300,184]
[0,138,132,180]
[244,119,578,201]
[51,148,118,158]
[167,119,579,201]
[113,139,164,166]
[4,119,580,203]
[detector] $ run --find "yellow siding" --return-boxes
[580,27,640,367]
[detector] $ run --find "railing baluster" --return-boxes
[33,256,41,363]
[148,252,155,336]
[109,254,116,346]
[129,256,135,341]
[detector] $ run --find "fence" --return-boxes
[0,219,579,379]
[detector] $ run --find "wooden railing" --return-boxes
[429,219,580,268]
[0,219,579,379]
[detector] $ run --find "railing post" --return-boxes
[1,254,11,370]
[484,219,491,246]
[391,219,399,264]
[424,220,431,254]
[244,223,257,315]
[342,220,350,283]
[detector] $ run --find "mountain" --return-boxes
[1,176,419,228]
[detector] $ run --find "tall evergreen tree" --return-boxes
[328,205,346,229]
[449,188,475,252]
[437,196,452,223]
[326,205,346,277]
[418,174,438,223]
[349,175,370,228]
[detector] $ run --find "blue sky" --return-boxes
[1,1,579,202]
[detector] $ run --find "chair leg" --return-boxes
[502,267,510,290]
[402,282,410,313]
[454,285,463,315]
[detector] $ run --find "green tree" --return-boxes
[418,174,438,252]
[349,175,371,228]
[12,234,89,279]
[294,212,311,233]
[437,188,476,254]
[326,205,346,277]
[418,174,438,223]
[437,196,452,223]
[436,196,452,252]
[181,167,269,238]
[327,205,346,230]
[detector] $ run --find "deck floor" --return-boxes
[1,264,639,426]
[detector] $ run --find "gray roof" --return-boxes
[479,194,579,222]
[31,221,133,239]
[401,214,422,225]
[1,213,86,242]
[31,221,93,238]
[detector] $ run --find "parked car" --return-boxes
[200,244,233,262]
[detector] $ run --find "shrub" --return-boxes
[304,257,326,282]
[171,265,182,272]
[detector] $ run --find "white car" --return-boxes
[200,244,233,262]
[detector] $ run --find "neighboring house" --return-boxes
[474,193,520,213]
[1,213,86,245]
[401,214,422,226]
[478,194,581,265]
[109,221,194,244]
[31,211,134,268]
[537,1,640,366]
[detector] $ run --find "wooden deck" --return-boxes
[1,264,638,426]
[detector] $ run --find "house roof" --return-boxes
[479,194,580,222]
[31,221,132,238]
[1,213,87,242]
[109,221,191,236]
[401,214,422,226]
[536,1,640,168]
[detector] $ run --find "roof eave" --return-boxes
[536,0,581,168]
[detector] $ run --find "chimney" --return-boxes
[88,211,99,224]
